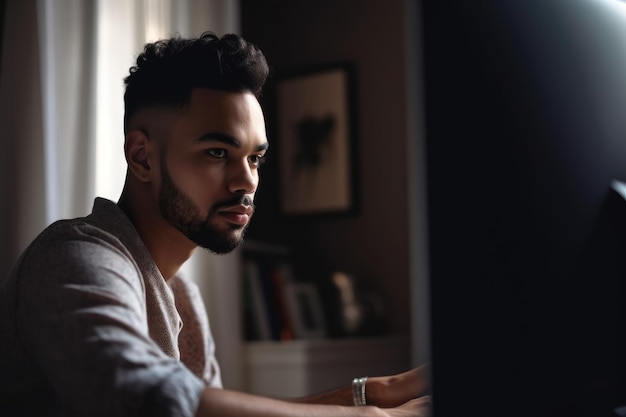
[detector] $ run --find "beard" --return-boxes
[158,162,254,254]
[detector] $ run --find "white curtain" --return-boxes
[1,0,245,390]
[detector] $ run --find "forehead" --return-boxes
[171,88,267,144]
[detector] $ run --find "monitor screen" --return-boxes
[422,1,626,415]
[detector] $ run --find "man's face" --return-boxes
[156,89,268,254]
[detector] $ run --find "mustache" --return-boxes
[212,194,255,211]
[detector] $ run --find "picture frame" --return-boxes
[276,63,359,216]
[284,282,327,339]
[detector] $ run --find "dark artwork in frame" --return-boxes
[275,63,359,217]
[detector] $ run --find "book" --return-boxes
[243,259,272,341]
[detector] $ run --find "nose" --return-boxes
[228,158,258,195]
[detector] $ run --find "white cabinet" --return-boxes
[243,335,410,397]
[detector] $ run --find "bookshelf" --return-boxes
[241,241,328,343]
[240,241,411,396]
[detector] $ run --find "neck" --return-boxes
[118,186,196,280]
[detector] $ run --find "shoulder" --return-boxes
[16,218,145,298]
[35,218,133,255]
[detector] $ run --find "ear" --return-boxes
[124,129,155,183]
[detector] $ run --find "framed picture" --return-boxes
[276,63,358,216]
[285,282,327,339]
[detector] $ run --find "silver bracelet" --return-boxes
[352,376,368,406]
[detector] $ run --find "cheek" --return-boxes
[169,162,225,206]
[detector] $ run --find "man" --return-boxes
[0,32,430,416]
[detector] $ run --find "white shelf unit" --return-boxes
[243,335,411,397]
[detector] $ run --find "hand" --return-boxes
[382,396,431,417]
[367,364,430,408]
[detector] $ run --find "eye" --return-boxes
[249,154,267,167]
[204,148,227,159]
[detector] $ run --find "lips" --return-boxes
[217,204,254,226]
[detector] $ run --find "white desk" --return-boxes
[243,335,411,397]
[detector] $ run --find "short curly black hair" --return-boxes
[123,32,269,132]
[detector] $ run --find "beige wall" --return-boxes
[240,0,418,337]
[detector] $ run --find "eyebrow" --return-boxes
[195,132,269,152]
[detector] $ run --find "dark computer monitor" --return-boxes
[422,1,626,415]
